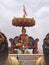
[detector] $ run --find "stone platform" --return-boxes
[9,54,43,65]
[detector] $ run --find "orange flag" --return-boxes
[23,5,27,16]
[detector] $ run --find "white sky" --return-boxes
[0,0,49,53]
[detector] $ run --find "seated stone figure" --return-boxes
[9,28,39,54]
[0,32,19,65]
[18,28,29,47]
[36,33,49,65]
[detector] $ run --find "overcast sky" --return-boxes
[0,0,49,53]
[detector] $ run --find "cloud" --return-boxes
[34,6,49,32]
[34,6,49,18]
